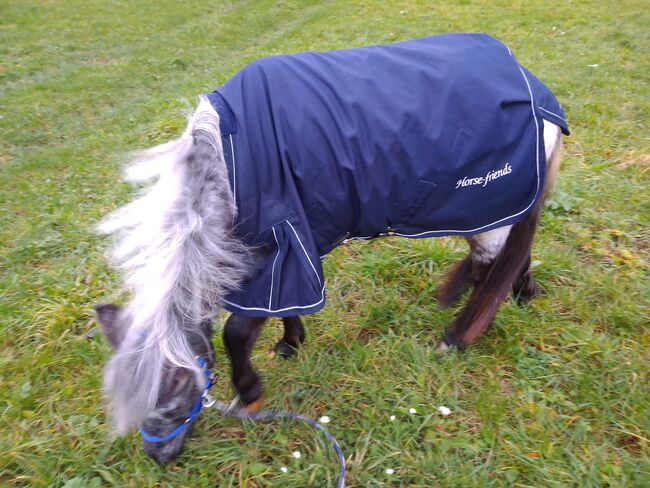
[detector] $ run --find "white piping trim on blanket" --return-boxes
[314,63,546,244]
[538,106,567,124]
[495,35,512,57]
[381,65,542,239]
[223,283,326,314]
[225,219,325,314]
[224,56,545,312]
[229,134,237,224]
[226,130,324,313]
[269,226,281,309]
[285,219,322,286]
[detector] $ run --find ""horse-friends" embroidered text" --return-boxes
[455,162,513,189]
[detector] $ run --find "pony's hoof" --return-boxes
[436,341,450,354]
[245,396,265,413]
[274,340,298,359]
[514,281,541,306]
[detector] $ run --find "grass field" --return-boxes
[1,1,649,486]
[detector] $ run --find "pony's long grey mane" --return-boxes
[98,96,249,434]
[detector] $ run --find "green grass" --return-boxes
[1,0,649,486]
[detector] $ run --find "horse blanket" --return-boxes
[207,33,570,317]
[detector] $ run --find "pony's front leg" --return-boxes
[223,314,267,410]
[274,316,305,358]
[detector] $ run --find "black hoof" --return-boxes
[440,334,468,351]
[514,281,541,306]
[274,340,298,359]
[239,383,263,406]
[233,371,263,406]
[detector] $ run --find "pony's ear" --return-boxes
[94,303,125,349]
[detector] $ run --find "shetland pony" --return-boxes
[95,34,566,463]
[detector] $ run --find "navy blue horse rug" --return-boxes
[207,33,570,317]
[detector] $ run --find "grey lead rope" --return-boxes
[203,394,346,488]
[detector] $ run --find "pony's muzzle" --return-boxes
[142,430,190,464]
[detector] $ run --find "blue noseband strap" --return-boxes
[139,357,213,443]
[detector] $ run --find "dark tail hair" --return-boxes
[444,205,542,345]
[443,122,563,346]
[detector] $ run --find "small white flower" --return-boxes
[385,468,395,475]
[292,451,301,459]
[409,408,417,414]
[319,415,331,424]
[588,64,599,68]
[438,406,452,416]
[389,415,396,421]
[280,466,288,473]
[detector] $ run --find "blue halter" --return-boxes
[139,357,213,443]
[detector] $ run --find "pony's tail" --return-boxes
[443,121,563,346]
[99,97,249,433]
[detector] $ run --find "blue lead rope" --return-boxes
[139,358,346,488]
[211,399,347,488]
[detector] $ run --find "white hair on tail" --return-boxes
[98,96,250,433]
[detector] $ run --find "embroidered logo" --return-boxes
[455,162,512,189]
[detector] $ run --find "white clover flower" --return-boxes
[280,466,288,473]
[385,468,395,475]
[438,405,451,416]
[409,408,417,414]
[389,415,396,421]
[319,415,331,424]
[292,451,301,459]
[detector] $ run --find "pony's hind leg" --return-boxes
[511,254,540,305]
[439,120,562,350]
[223,314,267,410]
[437,256,473,308]
[274,316,305,358]
[440,214,538,349]
[437,226,511,310]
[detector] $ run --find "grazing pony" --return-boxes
[96,33,569,463]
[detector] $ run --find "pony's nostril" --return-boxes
[148,450,167,465]
[143,441,184,464]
